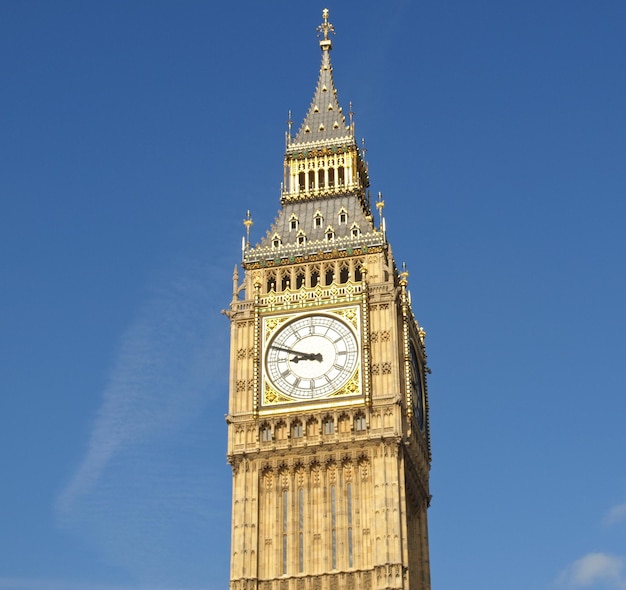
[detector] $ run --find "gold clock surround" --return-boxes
[260,306,363,412]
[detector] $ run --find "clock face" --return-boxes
[265,313,359,399]
[409,339,425,430]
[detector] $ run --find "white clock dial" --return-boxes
[265,314,359,399]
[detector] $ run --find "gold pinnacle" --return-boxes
[317,8,335,42]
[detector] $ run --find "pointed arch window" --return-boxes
[292,420,303,439]
[330,484,337,569]
[310,266,320,288]
[296,230,306,246]
[272,234,282,248]
[338,166,345,185]
[350,222,361,238]
[325,226,335,241]
[323,417,334,435]
[289,214,299,231]
[339,263,349,284]
[325,266,334,286]
[347,482,354,568]
[296,268,305,289]
[338,207,348,225]
[298,488,305,572]
[260,423,272,442]
[314,211,323,228]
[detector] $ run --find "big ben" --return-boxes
[225,9,431,590]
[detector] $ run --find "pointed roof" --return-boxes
[290,9,353,147]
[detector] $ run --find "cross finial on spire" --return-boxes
[317,8,335,49]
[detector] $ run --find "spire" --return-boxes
[291,9,352,147]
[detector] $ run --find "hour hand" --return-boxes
[291,352,323,363]
[270,345,323,363]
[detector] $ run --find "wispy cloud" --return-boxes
[604,502,626,527]
[558,553,626,589]
[55,257,231,587]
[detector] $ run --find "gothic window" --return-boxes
[260,423,272,442]
[323,417,334,435]
[306,418,318,437]
[338,414,350,433]
[338,207,347,225]
[325,266,334,286]
[296,268,305,289]
[318,169,325,188]
[296,231,306,246]
[339,263,349,284]
[350,222,360,238]
[298,488,305,573]
[310,267,320,288]
[314,211,323,228]
[355,413,367,432]
[281,274,290,291]
[325,226,335,241]
[282,489,288,575]
[355,265,363,282]
[308,170,315,190]
[266,271,277,293]
[272,234,281,248]
[328,168,335,187]
[292,421,303,439]
[338,166,345,185]
[330,484,337,569]
[275,421,287,440]
[347,482,354,568]
[289,215,299,231]
[298,171,305,191]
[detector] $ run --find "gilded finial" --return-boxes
[243,210,253,247]
[399,262,409,286]
[317,8,335,49]
[348,101,354,134]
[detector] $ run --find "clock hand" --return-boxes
[270,346,323,363]
[291,352,323,363]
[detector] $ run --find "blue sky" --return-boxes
[1,1,625,589]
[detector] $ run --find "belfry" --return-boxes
[225,9,432,590]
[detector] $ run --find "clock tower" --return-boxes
[225,10,432,590]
